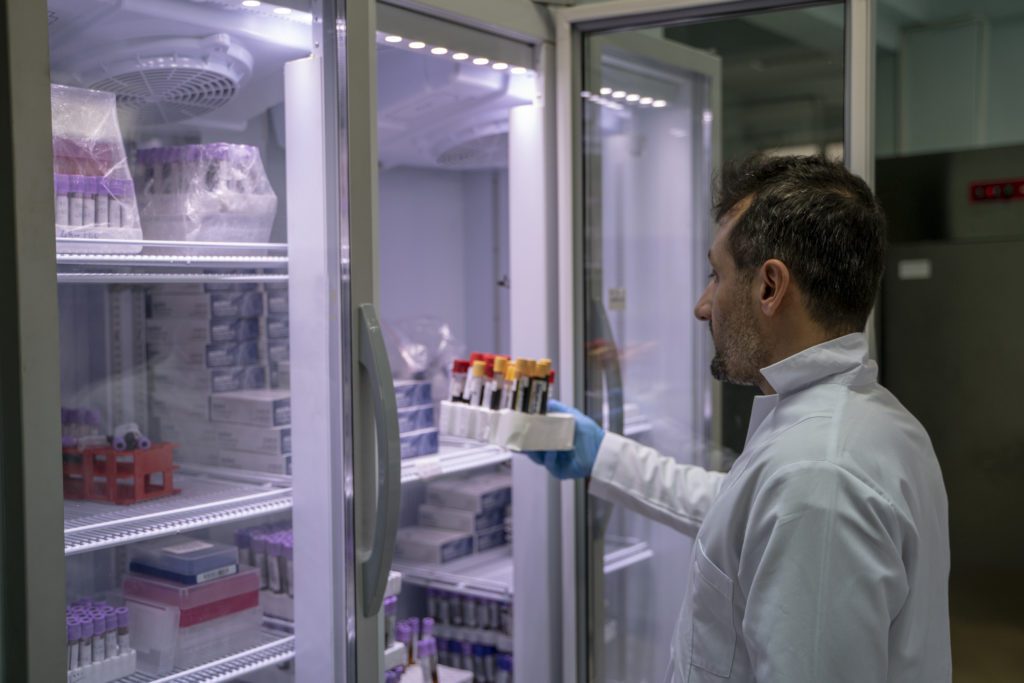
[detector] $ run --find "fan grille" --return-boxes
[436,132,508,169]
[92,67,238,125]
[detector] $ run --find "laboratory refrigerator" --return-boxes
[0,0,856,682]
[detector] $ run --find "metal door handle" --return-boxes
[586,297,624,435]
[358,303,401,617]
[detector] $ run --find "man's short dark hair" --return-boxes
[714,154,887,334]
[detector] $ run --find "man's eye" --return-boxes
[707,271,718,281]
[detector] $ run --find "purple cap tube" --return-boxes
[283,539,293,560]
[67,618,81,642]
[69,175,86,194]
[55,174,70,194]
[421,617,435,637]
[80,616,93,640]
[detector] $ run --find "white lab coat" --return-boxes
[589,333,951,682]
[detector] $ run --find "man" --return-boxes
[528,155,951,682]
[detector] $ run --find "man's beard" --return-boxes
[709,303,763,386]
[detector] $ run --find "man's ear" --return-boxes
[758,259,791,317]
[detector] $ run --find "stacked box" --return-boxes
[395,379,438,459]
[400,469,512,562]
[147,283,291,474]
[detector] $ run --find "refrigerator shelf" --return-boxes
[57,271,289,285]
[401,436,512,483]
[116,632,294,683]
[393,537,652,602]
[65,474,292,555]
[57,252,288,270]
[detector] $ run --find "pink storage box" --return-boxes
[123,566,259,627]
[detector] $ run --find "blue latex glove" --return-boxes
[524,400,605,479]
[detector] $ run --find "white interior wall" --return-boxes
[378,166,507,364]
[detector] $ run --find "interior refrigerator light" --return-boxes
[273,6,292,14]
[639,96,654,105]
[600,87,612,96]
[452,52,469,61]
[472,57,490,66]
[431,47,449,55]
[492,62,509,71]
[611,90,626,99]
[384,35,403,43]
[625,93,640,102]
[408,41,426,49]
[581,90,592,98]
[241,0,261,7]
[510,66,527,75]
[652,99,667,108]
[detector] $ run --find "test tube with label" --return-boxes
[528,359,552,414]
[54,174,69,226]
[104,608,118,657]
[485,357,507,410]
[236,528,253,566]
[68,175,85,227]
[95,177,109,228]
[542,370,555,414]
[82,176,97,227]
[78,616,93,667]
[116,607,130,654]
[500,362,519,411]
[496,654,513,683]
[463,360,486,406]
[251,533,269,589]
[67,619,81,671]
[90,609,106,661]
[384,596,398,647]
[450,359,470,403]
[267,536,283,593]
[514,359,535,412]
[108,179,124,229]
[284,538,295,598]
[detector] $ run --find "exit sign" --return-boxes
[969,179,1024,202]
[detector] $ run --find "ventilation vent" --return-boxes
[81,34,252,126]
[436,132,508,169]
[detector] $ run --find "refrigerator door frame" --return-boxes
[0,3,66,682]
[554,0,875,681]
[361,1,556,681]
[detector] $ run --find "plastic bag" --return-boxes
[51,84,142,252]
[136,142,277,249]
[384,317,465,406]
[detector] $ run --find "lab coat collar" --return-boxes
[760,332,876,396]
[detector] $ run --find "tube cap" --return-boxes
[493,357,508,375]
[116,607,129,628]
[535,359,552,377]
[67,618,81,641]
[470,360,486,377]
[452,359,470,374]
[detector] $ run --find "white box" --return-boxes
[146,317,261,346]
[425,472,511,513]
[209,389,290,427]
[147,340,264,369]
[148,290,264,319]
[213,423,290,455]
[417,504,506,533]
[395,526,473,564]
[475,525,507,553]
[151,365,268,394]
[217,450,291,475]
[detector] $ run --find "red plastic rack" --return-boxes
[62,442,180,505]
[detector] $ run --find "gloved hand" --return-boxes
[524,400,605,479]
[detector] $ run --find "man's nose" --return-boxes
[694,283,712,321]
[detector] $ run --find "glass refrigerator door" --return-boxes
[31,1,366,681]
[559,1,871,681]
[580,32,719,683]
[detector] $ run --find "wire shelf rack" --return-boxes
[401,437,512,483]
[64,474,292,555]
[118,633,294,683]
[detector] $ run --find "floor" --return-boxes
[950,570,1024,682]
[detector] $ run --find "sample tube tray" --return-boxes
[439,401,574,452]
[62,443,180,505]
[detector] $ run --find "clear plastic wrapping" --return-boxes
[51,85,142,252]
[136,143,277,247]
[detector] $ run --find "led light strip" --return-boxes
[379,33,530,74]
[583,87,668,111]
